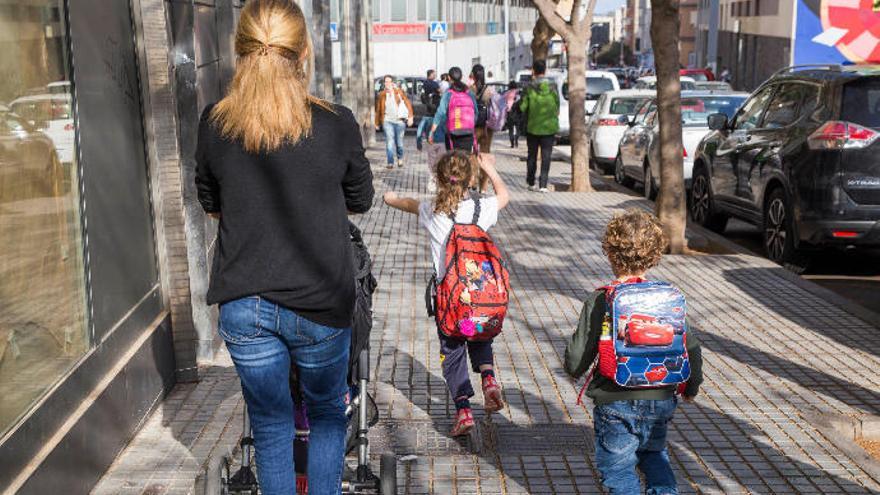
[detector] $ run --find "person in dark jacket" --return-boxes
[194,1,373,493]
[565,209,703,495]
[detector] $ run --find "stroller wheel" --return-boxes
[379,453,397,494]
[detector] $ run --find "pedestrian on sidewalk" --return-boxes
[519,59,559,192]
[564,209,703,495]
[439,72,450,93]
[375,75,413,169]
[383,151,510,437]
[194,1,374,493]
[503,81,522,149]
[429,67,478,153]
[470,64,496,154]
[417,69,441,151]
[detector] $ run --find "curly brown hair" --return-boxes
[602,209,669,277]
[433,151,478,216]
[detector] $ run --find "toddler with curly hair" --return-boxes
[564,209,704,495]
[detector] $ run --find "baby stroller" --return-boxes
[222,222,397,494]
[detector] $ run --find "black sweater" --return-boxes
[195,103,374,328]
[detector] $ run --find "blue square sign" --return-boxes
[429,21,447,41]
[330,22,338,42]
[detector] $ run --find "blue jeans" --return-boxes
[416,116,433,149]
[219,296,351,495]
[382,119,406,164]
[594,398,679,495]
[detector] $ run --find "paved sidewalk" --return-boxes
[94,139,880,494]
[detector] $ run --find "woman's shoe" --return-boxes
[397,158,404,168]
[482,375,505,413]
[450,408,475,437]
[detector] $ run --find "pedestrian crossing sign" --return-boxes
[429,21,447,41]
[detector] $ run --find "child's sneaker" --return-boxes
[527,184,538,192]
[450,408,475,437]
[482,375,505,413]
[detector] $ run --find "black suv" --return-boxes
[690,65,880,267]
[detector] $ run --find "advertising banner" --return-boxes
[794,0,880,65]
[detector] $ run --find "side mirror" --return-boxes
[707,113,728,131]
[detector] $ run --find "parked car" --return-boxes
[690,65,880,267]
[694,81,734,92]
[587,89,654,173]
[633,76,697,91]
[0,107,62,199]
[9,93,75,164]
[615,91,748,199]
[373,75,428,128]
[680,68,715,82]
[547,70,620,142]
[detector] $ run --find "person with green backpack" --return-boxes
[518,60,560,192]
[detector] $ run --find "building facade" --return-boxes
[695,0,795,90]
[0,0,246,492]
[679,0,698,68]
[350,0,538,81]
[626,0,653,68]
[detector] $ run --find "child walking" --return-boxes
[565,209,704,495]
[384,151,510,437]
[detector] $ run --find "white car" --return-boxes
[554,70,620,140]
[616,91,748,199]
[633,76,697,91]
[9,93,75,164]
[587,89,654,173]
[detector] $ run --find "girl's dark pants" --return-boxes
[437,330,493,400]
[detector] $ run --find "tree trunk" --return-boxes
[650,0,687,253]
[531,16,555,63]
[312,0,333,100]
[566,32,591,192]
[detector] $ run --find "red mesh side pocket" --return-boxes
[597,338,617,380]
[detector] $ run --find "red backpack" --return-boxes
[434,196,509,341]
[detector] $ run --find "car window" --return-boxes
[636,101,657,123]
[733,86,775,131]
[841,78,880,128]
[681,95,747,127]
[681,81,696,90]
[3,114,26,133]
[762,84,810,129]
[610,97,649,115]
[586,77,615,97]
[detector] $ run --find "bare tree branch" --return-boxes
[531,0,572,38]
[570,0,584,30]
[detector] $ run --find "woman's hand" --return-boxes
[383,191,398,205]
[407,117,414,127]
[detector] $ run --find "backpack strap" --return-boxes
[469,191,482,225]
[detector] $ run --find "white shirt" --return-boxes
[419,196,499,278]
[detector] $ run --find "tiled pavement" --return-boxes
[93,139,880,494]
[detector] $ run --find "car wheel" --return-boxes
[763,188,810,272]
[643,161,657,200]
[589,144,599,171]
[689,167,728,233]
[615,153,634,188]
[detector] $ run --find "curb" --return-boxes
[804,412,880,485]
[552,143,880,331]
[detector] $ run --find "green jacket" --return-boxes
[564,290,704,406]
[518,77,560,136]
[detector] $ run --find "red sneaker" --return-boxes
[482,375,505,413]
[450,408,475,437]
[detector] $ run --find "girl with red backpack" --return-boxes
[429,67,478,153]
[383,151,510,437]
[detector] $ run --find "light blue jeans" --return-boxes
[382,119,406,164]
[219,296,351,495]
[594,398,679,495]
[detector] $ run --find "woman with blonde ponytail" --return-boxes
[194,1,374,493]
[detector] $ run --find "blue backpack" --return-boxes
[596,279,691,388]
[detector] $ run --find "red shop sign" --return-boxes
[372,23,428,36]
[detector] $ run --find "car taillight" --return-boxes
[807,121,880,150]
[832,230,860,238]
[598,118,622,126]
[683,148,688,158]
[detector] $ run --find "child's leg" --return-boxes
[637,398,679,495]
[467,341,504,412]
[594,402,642,494]
[438,332,475,406]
